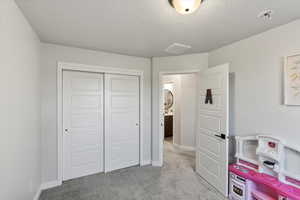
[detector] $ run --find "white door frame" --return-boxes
[57,62,144,184]
[157,69,201,167]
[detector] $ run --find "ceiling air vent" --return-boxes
[165,43,191,54]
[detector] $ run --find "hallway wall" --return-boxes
[0,0,41,199]
[180,74,198,149]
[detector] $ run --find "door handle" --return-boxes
[214,134,226,140]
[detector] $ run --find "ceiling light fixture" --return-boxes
[169,0,203,15]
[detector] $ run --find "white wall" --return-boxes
[41,43,151,183]
[180,74,197,149]
[152,53,208,163]
[209,19,300,147]
[0,0,41,199]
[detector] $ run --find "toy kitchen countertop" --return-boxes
[229,164,300,200]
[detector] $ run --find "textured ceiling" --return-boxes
[16,0,300,57]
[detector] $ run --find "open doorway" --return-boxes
[157,64,230,197]
[162,73,198,166]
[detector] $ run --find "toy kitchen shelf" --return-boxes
[230,135,300,200]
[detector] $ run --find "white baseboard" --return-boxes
[141,160,151,166]
[33,180,62,200]
[179,145,195,151]
[173,143,195,151]
[40,180,62,190]
[151,160,163,167]
[33,186,42,200]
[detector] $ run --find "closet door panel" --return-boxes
[63,71,104,180]
[105,74,140,172]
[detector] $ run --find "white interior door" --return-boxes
[63,71,104,181]
[105,74,140,172]
[196,64,229,196]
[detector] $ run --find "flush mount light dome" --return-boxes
[169,0,203,15]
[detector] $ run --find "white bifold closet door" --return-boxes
[105,74,140,172]
[63,71,104,181]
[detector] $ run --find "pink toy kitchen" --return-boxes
[229,135,300,200]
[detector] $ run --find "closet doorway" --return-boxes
[58,63,143,182]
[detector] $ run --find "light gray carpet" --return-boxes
[39,139,225,200]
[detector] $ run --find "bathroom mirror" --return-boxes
[164,89,174,111]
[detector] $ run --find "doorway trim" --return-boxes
[57,62,144,184]
[156,69,201,167]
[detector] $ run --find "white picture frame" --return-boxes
[284,54,300,105]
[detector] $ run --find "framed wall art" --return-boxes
[284,54,300,105]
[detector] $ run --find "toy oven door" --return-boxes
[230,178,246,200]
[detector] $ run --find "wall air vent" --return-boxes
[165,43,191,54]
